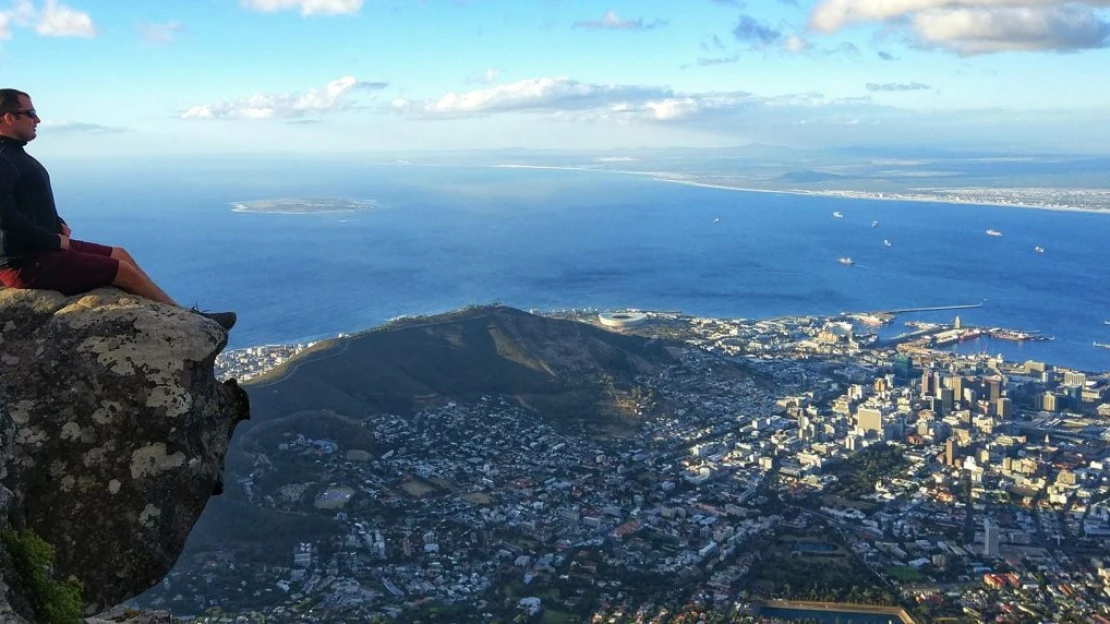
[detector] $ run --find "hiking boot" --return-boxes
[190,308,237,331]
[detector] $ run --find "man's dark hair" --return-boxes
[0,89,30,115]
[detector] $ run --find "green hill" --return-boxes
[242,305,675,435]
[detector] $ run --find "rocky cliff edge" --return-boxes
[0,287,250,620]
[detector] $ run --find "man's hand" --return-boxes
[60,222,72,237]
[58,234,70,250]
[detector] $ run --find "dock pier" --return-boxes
[879,302,984,315]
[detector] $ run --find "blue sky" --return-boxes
[2,0,1109,158]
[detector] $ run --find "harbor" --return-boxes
[839,303,1053,351]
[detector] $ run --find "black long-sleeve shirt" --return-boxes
[0,135,64,268]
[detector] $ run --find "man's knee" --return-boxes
[112,260,139,286]
[110,246,137,264]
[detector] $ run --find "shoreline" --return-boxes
[492,164,1110,215]
[224,306,1110,376]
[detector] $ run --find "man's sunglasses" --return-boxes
[7,109,37,119]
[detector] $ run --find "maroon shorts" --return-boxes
[0,240,120,296]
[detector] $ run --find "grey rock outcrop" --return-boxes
[0,287,249,617]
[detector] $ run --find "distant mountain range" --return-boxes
[777,169,847,183]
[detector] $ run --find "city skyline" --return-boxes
[2,0,1109,158]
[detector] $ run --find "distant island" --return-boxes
[231,198,379,214]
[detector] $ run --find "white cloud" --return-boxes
[573,10,667,31]
[35,0,96,37]
[182,76,386,120]
[696,54,742,65]
[783,35,811,52]
[0,0,96,38]
[809,0,1110,54]
[390,77,676,118]
[2,0,36,37]
[0,1,32,38]
[242,0,363,16]
[138,21,189,45]
[913,4,1110,54]
[388,76,887,133]
[866,81,932,91]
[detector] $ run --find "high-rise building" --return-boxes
[856,407,883,435]
[921,369,934,397]
[929,396,944,417]
[963,388,978,406]
[950,377,964,406]
[1064,371,1087,386]
[873,377,889,395]
[892,354,913,384]
[986,378,1002,403]
[984,519,1000,557]
[995,397,1013,419]
[941,388,955,414]
[945,438,959,467]
[1042,392,1059,412]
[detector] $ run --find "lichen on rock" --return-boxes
[0,287,250,618]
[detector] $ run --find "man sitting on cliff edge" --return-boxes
[0,88,235,331]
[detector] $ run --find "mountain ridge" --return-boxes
[242,305,676,429]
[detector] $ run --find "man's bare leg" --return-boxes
[110,247,157,284]
[108,247,235,330]
[112,261,178,306]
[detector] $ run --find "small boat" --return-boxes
[1095,342,1110,350]
[713,218,720,223]
[986,229,1003,237]
[872,220,879,227]
[1034,246,1044,253]
[833,211,843,218]
[838,257,854,266]
[883,239,892,247]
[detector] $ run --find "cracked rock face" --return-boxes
[0,288,250,615]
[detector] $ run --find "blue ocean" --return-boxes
[50,159,1110,372]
